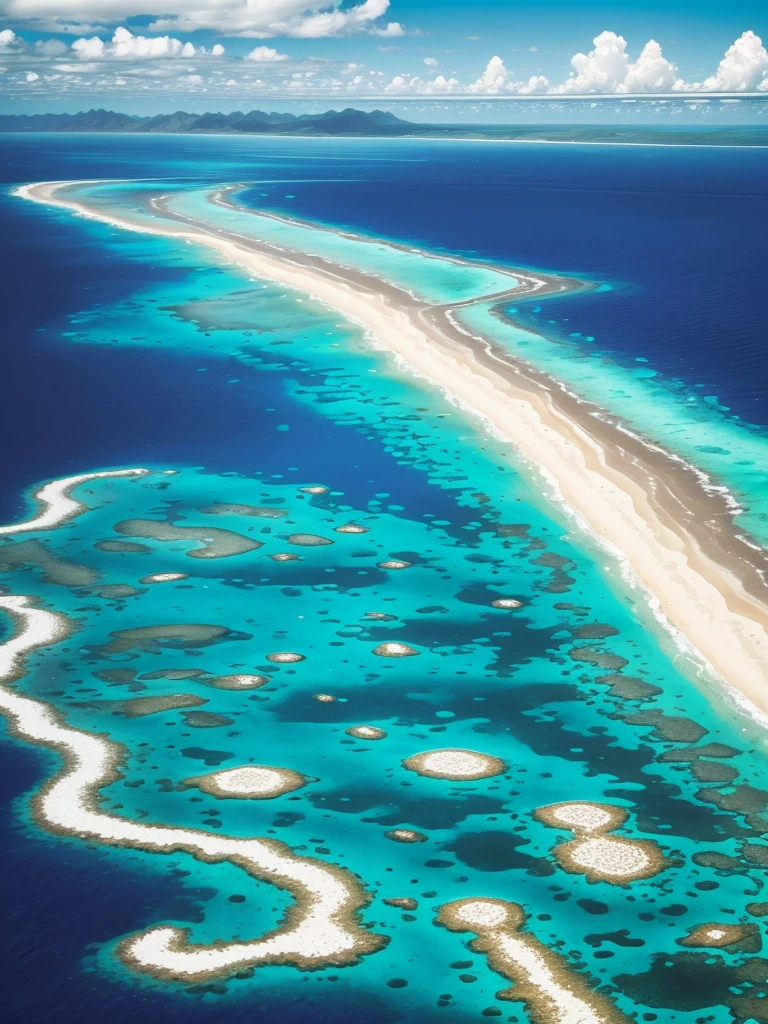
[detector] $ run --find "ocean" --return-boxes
[1,133,768,1024]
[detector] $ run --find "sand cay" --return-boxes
[16,179,768,723]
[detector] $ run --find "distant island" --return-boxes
[1,107,767,146]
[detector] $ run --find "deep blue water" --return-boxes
[236,141,768,426]
[2,134,768,1024]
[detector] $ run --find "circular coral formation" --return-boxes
[208,674,270,690]
[559,835,666,883]
[287,533,333,546]
[313,693,336,702]
[403,748,506,781]
[377,560,412,570]
[139,572,190,584]
[266,651,305,664]
[535,801,628,834]
[437,898,523,933]
[535,799,666,883]
[345,725,387,740]
[269,552,299,561]
[385,828,427,843]
[491,598,523,610]
[372,642,419,658]
[299,485,329,495]
[335,523,369,534]
[184,765,309,799]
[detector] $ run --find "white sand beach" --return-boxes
[16,179,768,724]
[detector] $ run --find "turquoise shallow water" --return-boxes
[63,175,768,552]
[61,177,519,304]
[3,174,768,1023]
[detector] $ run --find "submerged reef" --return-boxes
[114,518,262,558]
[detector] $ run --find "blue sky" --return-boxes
[0,0,767,118]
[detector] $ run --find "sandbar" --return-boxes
[17,179,768,724]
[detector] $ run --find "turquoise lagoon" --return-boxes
[2,146,768,1024]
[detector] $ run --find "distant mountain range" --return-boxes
[0,107,413,136]
[1,108,766,146]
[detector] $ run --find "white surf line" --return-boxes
[0,469,151,536]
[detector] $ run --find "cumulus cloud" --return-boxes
[555,31,632,93]
[72,26,200,59]
[0,27,23,51]
[468,54,510,93]
[551,30,765,94]
[370,20,404,38]
[34,36,67,55]
[385,71,461,94]
[0,0,407,38]
[692,30,768,91]
[619,39,679,92]
[25,68,37,79]
[516,74,549,94]
[423,56,438,68]
[245,45,289,62]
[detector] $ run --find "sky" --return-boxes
[0,0,767,121]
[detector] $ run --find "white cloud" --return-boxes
[423,56,438,68]
[25,69,38,79]
[286,0,399,39]
[210,43,225,56]
[468,55,510,93]
[2,0,407,39]
[516,74,549,94]
[619,39,678,92]
[549,30,765,95]
[385,72,461,94]
[693,30,768,91]
[371,20,404,38]
[554,31,632,93]
[72,26,202,59]
[245,45,289,62]
[34,37,67,55]
[0,28,23,51]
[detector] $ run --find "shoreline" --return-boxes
[4,130,768,150]
[15,178,768,725]
[0,468,151,536]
